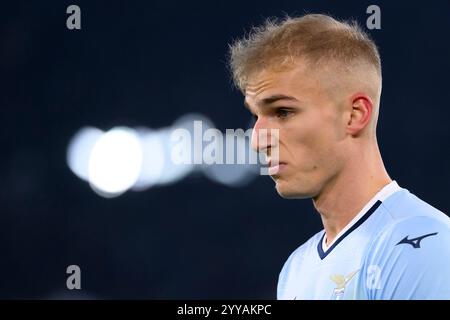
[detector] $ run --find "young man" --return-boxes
[228,14,450,299]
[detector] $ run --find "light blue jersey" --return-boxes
[277,181,450,300]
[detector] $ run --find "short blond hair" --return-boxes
[229,14,381,91]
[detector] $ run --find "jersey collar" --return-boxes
[317,181,402,260]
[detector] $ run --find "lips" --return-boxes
[267,161,287,175]
[267,160,286,167]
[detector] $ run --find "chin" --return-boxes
[274,180,314,199]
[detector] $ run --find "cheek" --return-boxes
[283,113,340,166]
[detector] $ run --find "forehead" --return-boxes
[244,63,311,106]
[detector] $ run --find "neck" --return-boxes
[313,140,391,246]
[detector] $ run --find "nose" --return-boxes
[251,117,276,154]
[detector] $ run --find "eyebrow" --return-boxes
[259,94,299,106]
[244,94,299,111]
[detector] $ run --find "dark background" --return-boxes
[0,0,449,299]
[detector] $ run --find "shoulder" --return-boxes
[361,191,450,299]
[381,187,449,223]
[368,187,450,264]
[369,214,450,257]
[374,188,450,250]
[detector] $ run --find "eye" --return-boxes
[275,108,292,119]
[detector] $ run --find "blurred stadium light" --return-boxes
[67,126,104,181]
[202,130,259,187]
[88,127,143,197]
[66,113,261,197]
[132,128,166,191]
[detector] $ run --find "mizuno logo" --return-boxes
[396,232,438,249]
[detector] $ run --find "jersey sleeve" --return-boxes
[361,216,450,299]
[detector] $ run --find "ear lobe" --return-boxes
[347,95,373,136]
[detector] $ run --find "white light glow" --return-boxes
[132,129,166,191]
[203,134,258,187]
[172,113,214,171]
[67,127,104,181]
[154,128,193,185]
[203,163,258,187]
[88,127,143,196]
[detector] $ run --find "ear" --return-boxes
[346,94,373,136]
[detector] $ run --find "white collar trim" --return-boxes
[321,180,402,252]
